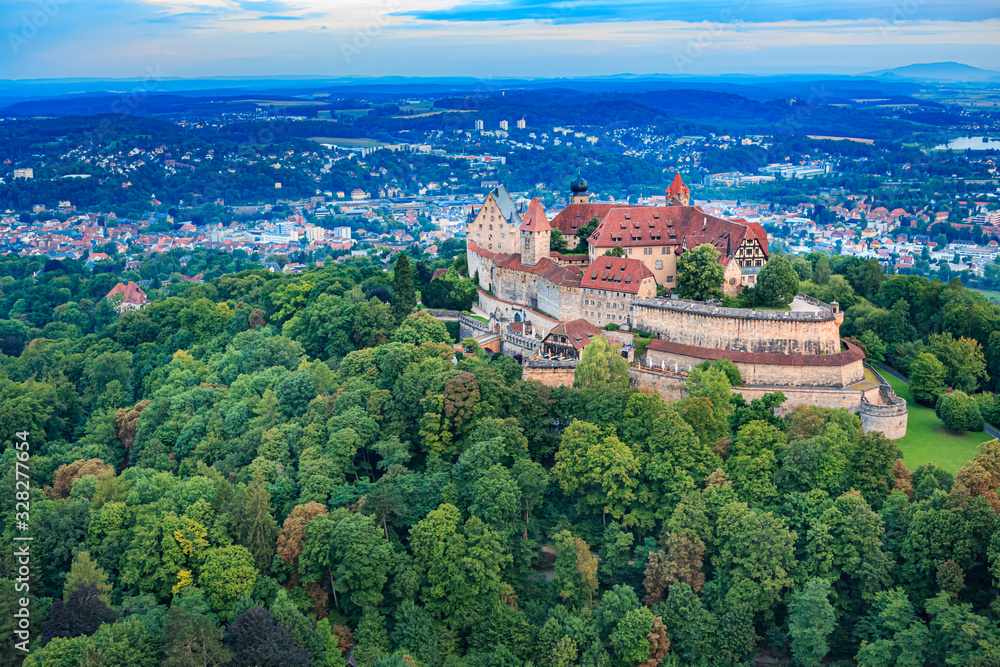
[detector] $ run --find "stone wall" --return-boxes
[860,384,908,440]
[633,296,844,355]
[468,247,496,290]
[538,280,580,323]
[478,290,560,338]
[631,366,865,414]
[735,385,868,414]
[458,314,492,342]
[502,331,543,358]
[643,345,865,388]
[628,367,687,401]
[523,359,577,387]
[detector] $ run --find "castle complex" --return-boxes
[462,174,908,440]
[467,174,769,328]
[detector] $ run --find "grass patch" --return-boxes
[469,314,488,323]
[308,137,388,148]
[883,372,990,474]
[974,289,1000,303]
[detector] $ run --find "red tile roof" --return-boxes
[549,203,618,235]
[105,281,148,305]
[518,198,550,233]
[546,319,604,350]
[496,254,581,288]
[580,257,653,294]
[668,173,687,196]
[586,206,765,266]
[646,338,865,367]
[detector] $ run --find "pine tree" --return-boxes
[230,472,279,572]
[391,254,416,324]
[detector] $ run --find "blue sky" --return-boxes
[2,0,998,80]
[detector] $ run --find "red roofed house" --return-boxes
[105,281,149,312]
[541,319,604,359]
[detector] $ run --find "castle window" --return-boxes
[655,260,663,270]
[666,276,674,283]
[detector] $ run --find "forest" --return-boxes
[1,248,1000,667]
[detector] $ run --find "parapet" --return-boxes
[633,293,839,323]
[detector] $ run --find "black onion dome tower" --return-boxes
[570,168,589,203]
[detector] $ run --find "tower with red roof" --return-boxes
[519,198,551,266]
[666,174,690,207]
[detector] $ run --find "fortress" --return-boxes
[462,175,908,439]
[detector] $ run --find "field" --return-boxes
[974,289,1000,304]
[307,137,388,148]
[238,99,327,109]
[883,372,989,474]
[334,109,372,118]
[806,135,875,144]
[392,108,475,119]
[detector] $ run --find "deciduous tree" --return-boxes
[676,243,725,301]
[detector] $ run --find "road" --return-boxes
[876,363,1000,440]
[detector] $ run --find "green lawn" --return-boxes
[974,289,1000,304]
[883,372,991,474]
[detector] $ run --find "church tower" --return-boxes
[666,173,690,206]
[519,198,550,266]
[570,169,590,205]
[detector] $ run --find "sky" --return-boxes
[1,0,999,80]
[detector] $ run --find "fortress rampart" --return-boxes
[633,296,844,355]
[643,339,866,388]
[859,377,908,440]
[522,359,577,387]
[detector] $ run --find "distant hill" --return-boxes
[865,62,1000,82]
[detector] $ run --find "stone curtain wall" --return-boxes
[523,359,577,387]
[478,290,560,339]
[628,367,687,401]
[458,314,491,342]
[633,298,843,355]
[502,331,543,358]
[467,247,496,290]
[643,346,865,388]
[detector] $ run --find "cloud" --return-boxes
[237,0,296,12]
[1,0,997,79]
[400,0,1000,24]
